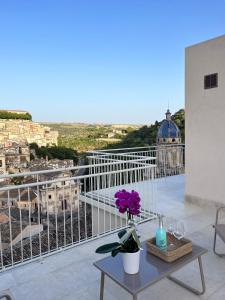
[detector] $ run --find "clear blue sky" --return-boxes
[0,0,224,124]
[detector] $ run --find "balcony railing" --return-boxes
[0,144,184,272]
[88,144,185,177]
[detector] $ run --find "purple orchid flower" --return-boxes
[115,189,141,218]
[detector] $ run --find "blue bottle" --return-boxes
[156,215,167,250]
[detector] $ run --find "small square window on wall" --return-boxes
[204,73,218,89]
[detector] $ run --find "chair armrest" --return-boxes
[0,289,14,300]
[0,295,12,300]
[215,207,225,225]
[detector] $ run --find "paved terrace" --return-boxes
[1,175,225,300]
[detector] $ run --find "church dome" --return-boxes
[157,110,181,143]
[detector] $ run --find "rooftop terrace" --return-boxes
[1,174,224,300]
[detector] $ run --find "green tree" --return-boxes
[29,143,78,164]
[0,111,32,120]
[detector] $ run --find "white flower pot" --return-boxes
[122,250,140,274]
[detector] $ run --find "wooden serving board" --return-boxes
[146,233,192,263]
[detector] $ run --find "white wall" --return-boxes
[185,35,225,206]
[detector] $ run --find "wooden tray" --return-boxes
[146,233,192,263]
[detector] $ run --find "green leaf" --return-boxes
[111,247,122,257]
[119,227,134,243]
[95,243,121,254]
[118,229,127,239]
[132,231,141,249]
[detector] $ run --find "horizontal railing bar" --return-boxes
[86,155,156,161]
[0,164,156,191]
[0,157,156,180]
[88,144,185,153]
[88,152,158,157]
[87,146,153,153]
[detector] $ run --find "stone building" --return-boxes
[39,177,79,214]
[0,157,77,214]
[28,160,78,214]
[0,119,58,147]
[16,189,38,212]
[0,141,30,174]
[0,177,80,216]
[0,189,19,208]
[29,158,74,171]
[156,109,184,175]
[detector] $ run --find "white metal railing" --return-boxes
[0,144,184,271]
[88,144,185,178]
[0,156,157,271]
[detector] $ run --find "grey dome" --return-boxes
[157,110,180,139]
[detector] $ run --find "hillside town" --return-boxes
[0,110,93,267]
[0,111,58,146]
[0,110,60,175]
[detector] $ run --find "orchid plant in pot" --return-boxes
[95,189,141,274]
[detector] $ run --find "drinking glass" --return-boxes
[165,217,176,250]
[173,221,185,240]
[165,217,176,235]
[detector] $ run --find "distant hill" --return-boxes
[105,109,185,149]
[0,110,32,120]
[44,110,184,153]
[43,123,140,153]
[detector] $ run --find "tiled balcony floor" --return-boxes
[1,175,225,300]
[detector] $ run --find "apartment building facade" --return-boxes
[185,34,225,206]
